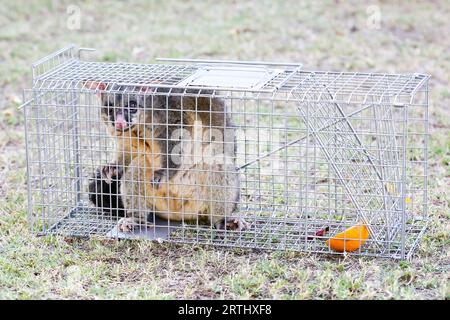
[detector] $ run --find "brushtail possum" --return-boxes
[86,82,249,232]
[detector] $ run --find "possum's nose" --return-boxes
[115,113,127,130]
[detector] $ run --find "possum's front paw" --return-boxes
[217,217,251,232]
[117,217,135,232]
[88,167,125,216]
[101,164,123,184]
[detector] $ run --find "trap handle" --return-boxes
[77,47,96,59]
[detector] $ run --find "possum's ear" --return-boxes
[135,86,153,93]
[135,80,163,93]
[83,81,107,94]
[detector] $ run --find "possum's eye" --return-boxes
[105,101,115,110]
[107,105,115,115]
[128,101,138,113]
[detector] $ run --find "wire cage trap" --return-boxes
[22,45,429,259]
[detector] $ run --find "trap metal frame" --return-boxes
[22,45,429,259]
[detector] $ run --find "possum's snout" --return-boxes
[115,112,128,130]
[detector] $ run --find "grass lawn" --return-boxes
[0,0,448,299]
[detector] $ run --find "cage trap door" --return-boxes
[177,66,283,90]
[292,88,403,250]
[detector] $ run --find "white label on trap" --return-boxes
[177,66,283,89]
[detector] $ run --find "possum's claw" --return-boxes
[118,217,135,232]
[117,216,154,233]
[216,217,251,231]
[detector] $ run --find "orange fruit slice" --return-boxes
[326,224,369,252]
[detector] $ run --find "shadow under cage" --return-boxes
[22,45,429,259]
